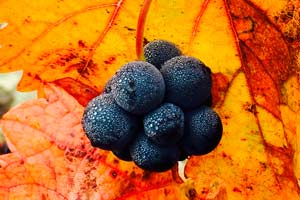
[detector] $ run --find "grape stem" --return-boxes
[172,162,184,184]
[136,0,152,60]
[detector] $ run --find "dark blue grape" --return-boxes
[82,93,138,151]
[160,56,212,110]
[103,74,117,94]
[203,93,212,107]
[130,132,179,172]
[112,61,165,115]
[181,106,222,155]
[178,148,189,161]
[113,147,132,161]
[144,103,184,146]
[144,40,182,69]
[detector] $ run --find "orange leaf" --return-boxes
[0,0,141,94]
[0,84,195,199]
[1,0,300,199]
[181,0,300,199]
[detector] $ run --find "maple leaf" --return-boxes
[0,0,300,199]
[181,0,300,199]
[0,84,198,199]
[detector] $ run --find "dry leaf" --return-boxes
[0,84,194,199]
[0,0,300,199]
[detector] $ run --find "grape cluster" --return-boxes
[82,40,223,172]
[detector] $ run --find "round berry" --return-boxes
[130,133,179,172]
[113,147,132,162]
[181,106,222,155]
[203,93,213,107]
[178,148,189,161]
[103,74,117,94]
[112,61,165,115]
[160,56,212,110]
[82,93,138,150]
[144,40,182,69]
[144,103,184,146]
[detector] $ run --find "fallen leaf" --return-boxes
[0,0,141,95]
[185,73,299,199]
[0,0,300,199]
[183,0,300,199]
[0,84,196,199]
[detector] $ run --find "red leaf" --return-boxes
[0,85,193,199]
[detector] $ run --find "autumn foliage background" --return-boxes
[0,0,300,199]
